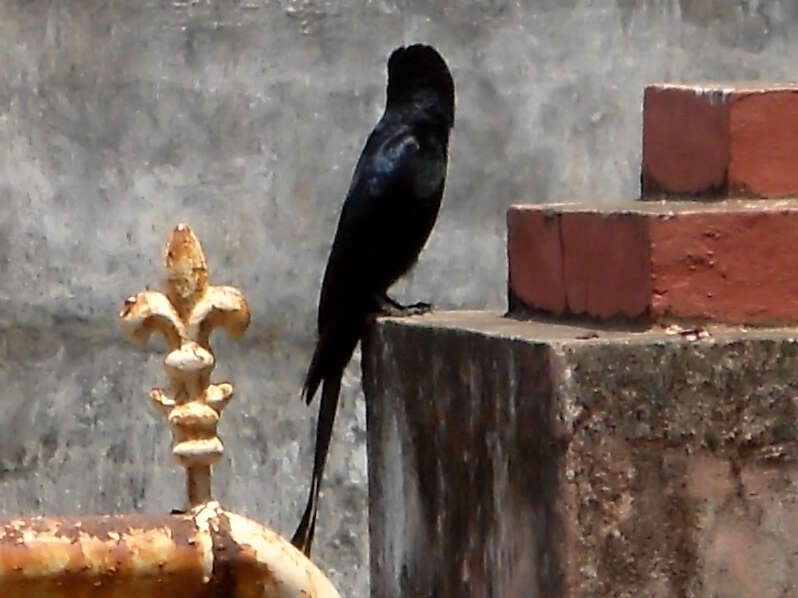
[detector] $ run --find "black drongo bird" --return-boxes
[291,44,455,556]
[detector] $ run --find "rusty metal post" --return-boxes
[0,224,342,598]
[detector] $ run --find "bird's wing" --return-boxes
[339,122,423,229]
[317,122,429,326]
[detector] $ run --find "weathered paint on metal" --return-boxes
[119,223,251,507]
[0,503,341,597]
[0,512,207,597]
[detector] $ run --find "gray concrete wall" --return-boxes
[1,1,797,595]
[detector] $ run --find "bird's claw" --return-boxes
[405,301,432,315]
[376,295,432,317]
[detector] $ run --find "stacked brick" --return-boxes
[508,83,798,324]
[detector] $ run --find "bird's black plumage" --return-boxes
[291,44,455,556]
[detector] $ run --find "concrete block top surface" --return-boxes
[376,309,798,346]
[509,198,798,215]
[650,81,798,93]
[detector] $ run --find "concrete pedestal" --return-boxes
[363,311,798,597]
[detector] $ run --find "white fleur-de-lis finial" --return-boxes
[119,223,250,508]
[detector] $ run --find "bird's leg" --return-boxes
[375,293,432,317]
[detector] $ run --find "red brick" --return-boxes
[642,83,798,198]
[561,212,650,319]
[649,209,798,322]
[507,206,565,314]
[508,201,798,324]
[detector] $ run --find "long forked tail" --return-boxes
[292,313,364,556]
[291,373,342,556]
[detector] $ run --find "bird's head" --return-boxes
[386,44,455,129]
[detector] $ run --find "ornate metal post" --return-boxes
[0,224,341,598]
[120,223,249,508]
